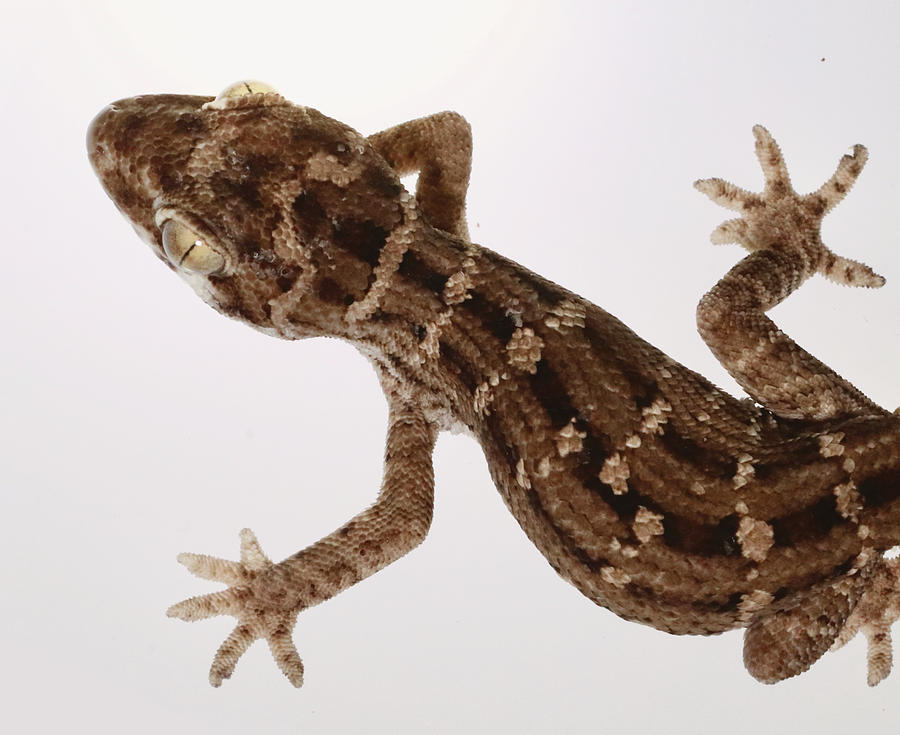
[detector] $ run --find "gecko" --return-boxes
[87,81,900,688]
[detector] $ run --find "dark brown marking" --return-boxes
[292,192,327,239]
[331,217,388,270]
[397,251,449,294]
[438,341,479,392]
[530,359,578,428]
[858,468,900,510]
[211,172,263,210]
[459,292,517,343]
[657,424,736,477]
[662,513,740,557]
[772,494,841,547]
[316,277,351,305]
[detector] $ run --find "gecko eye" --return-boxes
[161,220,225,274]
[202,81,284,111]
[214,80,277,101]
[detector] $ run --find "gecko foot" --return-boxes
[167,529,304,687]
[694,125,885,289]
[831,556,900,686]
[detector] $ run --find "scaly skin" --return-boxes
[87,82,900,687]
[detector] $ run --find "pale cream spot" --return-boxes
[504,308,524,327]
[695,411,710,422]
[818,432,846,458]
[600,566,631,589]
[736,516,774,563]
[690,481,706,496]
[735,501,749,515]
[536,457,552,478]
[473,382,493,417]
[515,459,531,490]
[555,419,586,458]
[854,546,877,570]
[599,453,630,495]
[625,434,642,449]
[506,327,544,374]
[843,458,857,473]
[545,298,586,331]
[640,398,672,435]
[738,589,774,623]
[858,524,872,540]
[345,222,413,322]
[305,150,363,186]
[834,481,862,522]
[745,568,760,581]
[418,324,441,360]
[442,269,474,306]
[733,454,755,488]
[413,252,479,359]
[633,507,665,544]
[621,545,639,558]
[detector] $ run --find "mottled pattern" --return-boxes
[87,82,900,688]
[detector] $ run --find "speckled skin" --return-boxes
[87,83,900,688]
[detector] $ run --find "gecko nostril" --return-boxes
[86,104,120,162]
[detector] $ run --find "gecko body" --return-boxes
[87,81,900,688]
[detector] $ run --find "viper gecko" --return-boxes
[87,81,900,688]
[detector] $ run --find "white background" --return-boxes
[2,1,899,732]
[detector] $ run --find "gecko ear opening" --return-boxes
[161,219,225,275]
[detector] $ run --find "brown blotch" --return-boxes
[174,113,206,134]
[438,341,479,392]
[398,250,449,294]
[316,277,351,305]
[276,269,299,293]
[210,172,263,210]
[657,425,735,477]
[362,164,404,200]
[292,191,327,239]
[662,513,741,557]
[529,359,580,429]
[771,493,841,547]
[459,292,518,343]
[858,467,900,510]
[331,217,389,269]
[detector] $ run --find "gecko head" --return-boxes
[87,81,408,337]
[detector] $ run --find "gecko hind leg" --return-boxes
[743,562,874,683]
[695,126,887,420]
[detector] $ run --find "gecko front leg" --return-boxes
[168,403,437,686]
[368,111,472,239]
